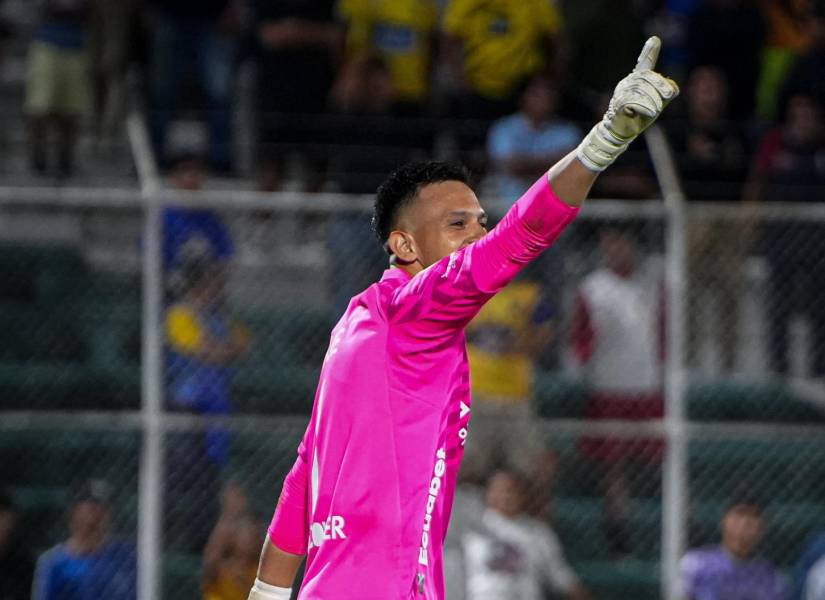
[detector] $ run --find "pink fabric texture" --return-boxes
[267,176,579,599]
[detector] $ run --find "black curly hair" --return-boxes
[372,161,470,248]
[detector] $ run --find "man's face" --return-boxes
[721,505,763,559]
[70,501,111,541]
[395,181,488,271]
[486,472,523,518]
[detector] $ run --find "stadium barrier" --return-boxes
[1,151,824,600]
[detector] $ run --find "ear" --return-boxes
[386,230,419,266]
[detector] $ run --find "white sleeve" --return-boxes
[804,556,825,600]
[534,523,579,593]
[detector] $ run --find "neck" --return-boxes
[69,532,105,555]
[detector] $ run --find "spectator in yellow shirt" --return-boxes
[443,0,563,115]
[202,484,261,600]
[441,0,564,174]
[337,0,439,114]
[463,263,557,476]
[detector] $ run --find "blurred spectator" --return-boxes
[32,480,136,600]
[667,66,749,372]
[560,0,649,96]
[747,93,825,380]
[330,54,429,193]
[686,0,766,119]
[569,224,664,555]
[148,0,239,172]
[680,496,788,600]
[793,530,825,600]
[442,0,564,171]
[780,15,825,115]
[25,0,92,179]
[163,153,234,279]
[756,0,817,121]
[88,0,139,142]
[588,94,658,200]
[251,0,341,192]
[0,490,35,600]
[327,55,422,314]
[202,484,260,600]
[488,73,581,202]
[0,4,11,67]
[463,262,557,476]
[164,258,250,552]
[462,470,590,600]
[337,0,439,115]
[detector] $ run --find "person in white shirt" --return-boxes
[805,555,825,600]
[462,470,590,600]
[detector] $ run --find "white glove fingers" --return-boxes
[633,36,661,73]
[637,71,680,101]
[624,84,663,116]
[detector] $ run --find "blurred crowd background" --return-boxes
[1,0,825,599]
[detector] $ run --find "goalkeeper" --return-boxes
[249,37,679,600]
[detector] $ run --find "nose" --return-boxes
[464,227,487,248]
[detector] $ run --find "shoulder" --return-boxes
[681,546,722,574]
[580,269,612,293]
[492,114,525,135]
[166,303,200,327]
[36,544,69,571]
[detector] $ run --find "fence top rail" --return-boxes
[1,410,823,440]
[0,185,823,221]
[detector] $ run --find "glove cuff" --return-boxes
[248,579,292,600]
[576,120,632,173]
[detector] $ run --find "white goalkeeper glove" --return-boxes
[576,36,680,172]
[248,578,292,600]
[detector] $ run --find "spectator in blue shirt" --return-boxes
[487,73,582,203]
[32,480,136,600]
[162,152,234,301]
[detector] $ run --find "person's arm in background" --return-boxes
[203,484,251,587]
[440,0,473,92]
[166,306,247,366]
[568,291,595,366]
[30,549,58,600]
[390,37,678,331]
[534,523,591,600]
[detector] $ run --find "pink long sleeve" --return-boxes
[268,449,309,555]
[389,175,578,329]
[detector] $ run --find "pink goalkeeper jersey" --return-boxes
[267,176,578,599]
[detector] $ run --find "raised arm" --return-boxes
[390,38,678,330]
[553,35,679,207]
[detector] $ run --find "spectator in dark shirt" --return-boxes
[748,92,825,380]
[326,54,416,314]
[780,15,825,113]
[148,0,239,172]
[0,490,35,600]
[32,480,136,600]
[668,65,749,372]
[687,0,766,119]
[25,0,91,179]
[251,0,342,192]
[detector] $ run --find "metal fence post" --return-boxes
[128,112,164,600]
[646,125,689,600]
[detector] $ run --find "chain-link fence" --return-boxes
[1,185,824,600]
